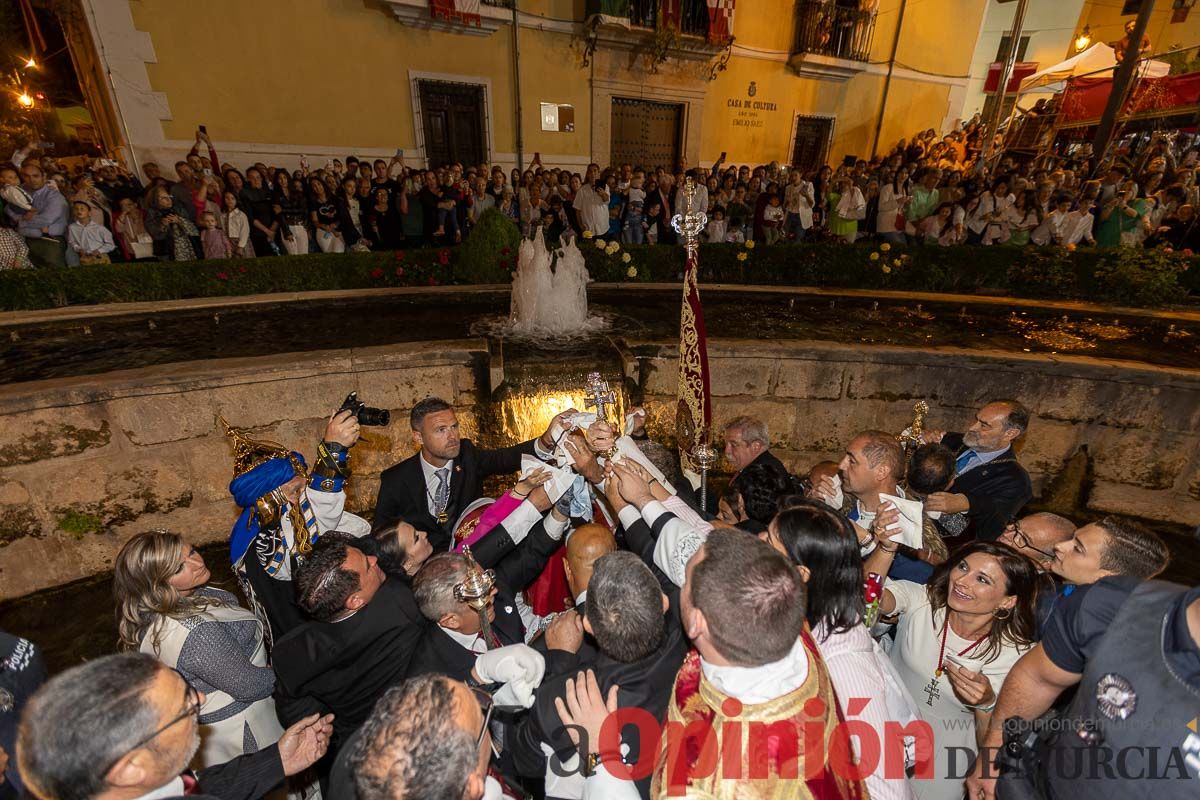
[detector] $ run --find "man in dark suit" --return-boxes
[924,399,1033,543]
[511,551,688,799]
[16,652,331,800]
[373,397,564,551]
[272,533,425,749]
[722,414,789,478]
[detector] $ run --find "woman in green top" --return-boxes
[1095,181,1143,248]
[826,176,865,243]
[1005,191,1040,247]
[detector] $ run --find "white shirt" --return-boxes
[68,221,116,255]
[701,636,810,704]
[223,208,251,249]
[420,454,455,517]
[442,624,489,655]
[574,184,611,235]
[133,777,184,800]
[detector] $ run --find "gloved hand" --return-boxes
[473,644,545,708]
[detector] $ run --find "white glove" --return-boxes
[473,644,545,708]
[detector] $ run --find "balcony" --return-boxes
[383,0,514,37]
[789,0,877,82]
[586,0,725,64]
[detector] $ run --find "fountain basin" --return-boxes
[2,313,1199,600]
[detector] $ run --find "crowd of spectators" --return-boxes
[3,120,1199,270]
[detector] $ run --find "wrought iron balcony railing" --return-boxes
[792,0,876,63]
[629,0,709,38]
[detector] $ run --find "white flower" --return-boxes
[621,252,632,263]
[626,265,637,278]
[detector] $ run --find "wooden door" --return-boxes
[610,97,683,170]
[791,115,834,174]
[419,80,487,167]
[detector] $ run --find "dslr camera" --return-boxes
[339,392,390,426]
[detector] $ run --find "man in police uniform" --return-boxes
[966,574,1200,799]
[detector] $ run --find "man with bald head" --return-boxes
[563,523,617,610]
[998,512,1076,571]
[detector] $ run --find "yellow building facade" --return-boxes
[68,0,989,177]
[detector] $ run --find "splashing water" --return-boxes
[507,228,606,337]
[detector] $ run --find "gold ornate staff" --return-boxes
[454,547,497,650]
[898,400,930,453]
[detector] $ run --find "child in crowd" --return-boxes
[499,188,520,224]
[67,199,116,265]
[763,194,785,244]
[644,200,662,245]
[434,180,462,242]
[0,166,33,214]
[201,211,234,259]
[623,176,646,244]
[222,192,254,258]
[727,187,753,242]
[705,206,727,243]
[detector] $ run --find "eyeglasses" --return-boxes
[101,670,202,776]
[1005,519,1057,560]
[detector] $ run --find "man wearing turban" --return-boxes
[226,409,371,644]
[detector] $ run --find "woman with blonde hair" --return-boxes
[113,529,282,767]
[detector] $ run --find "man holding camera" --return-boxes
[226,408,371,644]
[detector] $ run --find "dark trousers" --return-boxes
[25,235,67,268]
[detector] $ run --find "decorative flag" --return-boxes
[431,0,482,28]
[673,179,712,471]
[706,0,735,44]
[659,0,681,30]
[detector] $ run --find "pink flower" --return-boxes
[1183,249,1194,258]
[437,250,450,266]
[370,268,384,279]
[215,272,229,281]
[428,277,439,286]
[395,266,405,276]
[238,265,247,274]
[394,251,405,262]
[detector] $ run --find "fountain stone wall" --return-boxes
[631,338,1200,526]
[3,336,1200,601]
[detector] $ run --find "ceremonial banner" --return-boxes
[706,0,735,44]
[659,0,682,30]
[431,0,482,27]
[672,181,712,469]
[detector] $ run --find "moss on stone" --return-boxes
[0,505,42,547]
[0,421,111,467]
[57,509,103,540]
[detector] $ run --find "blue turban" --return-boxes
[229,452,306,566]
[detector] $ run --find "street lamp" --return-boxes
[24,57,37,69]
[17,92,34,108]
[1074,25,1092,53]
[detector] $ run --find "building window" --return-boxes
[995,35,1030,63]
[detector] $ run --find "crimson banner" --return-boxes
[1059,73,1200,124]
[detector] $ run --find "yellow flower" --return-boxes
[882,265,892,273]
[622,252,632,263]
[737,252,748,262]
[880,243,891,252]
[1065,243,1077,252]
[606,242,619,255]
[869,252,880,261]
[626,265,638,278]
[893,258,901,266]
[594,238,606,249]
[582,230,594,239]
[745,240,756,249]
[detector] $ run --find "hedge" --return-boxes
[1,209,1197,310]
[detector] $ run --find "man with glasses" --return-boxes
[16,653,332,800]
[998,513,1075,571]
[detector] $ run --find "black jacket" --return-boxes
[373,438,541,551]
[175,745,285,800]
[510,602,689,799]
[943,432,1032,542]
[272,578,425,749]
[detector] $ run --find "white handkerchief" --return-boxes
[878,493,925,549]
[819,474,844,510]
[553,412,598,467]
[521,456,574,504]
[624,407,646,436]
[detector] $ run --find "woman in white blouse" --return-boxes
[873,540,1040,800]
[877,169,910,244]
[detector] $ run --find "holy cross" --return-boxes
[584,372,616,421]
[923,675,941,707]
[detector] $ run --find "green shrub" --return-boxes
[0,237,1195,311]
[455,208,522,284]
